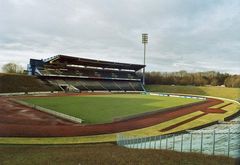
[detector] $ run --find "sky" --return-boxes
[0,0,239,74]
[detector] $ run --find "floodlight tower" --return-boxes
[142,33,148,85]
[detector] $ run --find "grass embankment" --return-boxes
[0,143,238,165]
[0,73,56,93]
[22,94,199,124]
[145,85,240,100]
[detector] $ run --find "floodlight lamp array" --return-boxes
[142,33,148,44]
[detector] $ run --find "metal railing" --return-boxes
[117,129,240,158]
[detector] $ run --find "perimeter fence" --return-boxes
[117,128,240,158]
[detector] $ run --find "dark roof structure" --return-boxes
[43,55,145,71]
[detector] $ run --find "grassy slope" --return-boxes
[22,94,198,124]
[145,85,240,100]
[0,73,56,93]
[0,144,238,165]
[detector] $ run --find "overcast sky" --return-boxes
[0,0,239,74]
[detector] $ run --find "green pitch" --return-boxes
[22,94,199,124]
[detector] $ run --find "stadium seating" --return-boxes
[114,81,134,91]
[28,55,145,92]
[99,80,121,91]
[130,81,144,91]
[39,67,139,80]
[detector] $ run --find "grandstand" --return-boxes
[28,55,145,92]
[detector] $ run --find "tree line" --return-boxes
[145,71,240,88]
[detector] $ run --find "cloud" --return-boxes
[0,0,239,74]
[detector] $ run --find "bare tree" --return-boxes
[2,63,24,74]
[145,71,240,88]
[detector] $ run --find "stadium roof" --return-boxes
[44,55,145,71]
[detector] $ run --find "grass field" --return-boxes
[145,85,240,100]
[0,143,238,165]
[21,94,199,124]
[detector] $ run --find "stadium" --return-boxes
[1,1,240,164]
[0,54,240,165]
[0,55,239,147]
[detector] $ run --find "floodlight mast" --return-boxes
[142,33,148,85]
